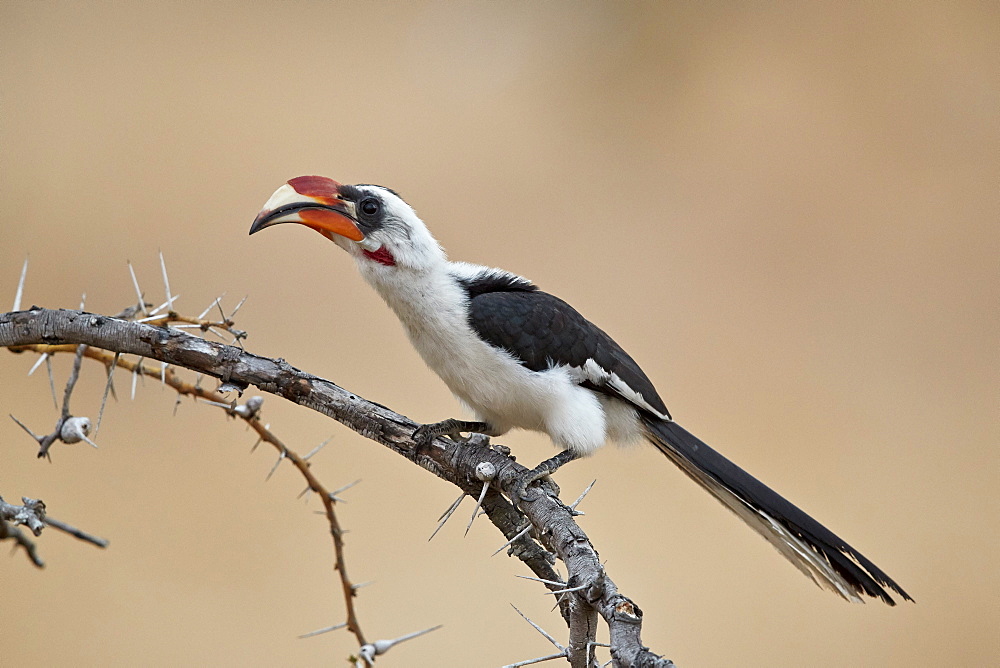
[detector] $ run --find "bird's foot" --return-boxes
[512,449,580,502]
[412,418,494,453]
[462,432,493,448]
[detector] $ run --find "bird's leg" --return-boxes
[412,418,497,451]
[513,449,580,501]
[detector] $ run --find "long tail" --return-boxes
[642,417,912,605]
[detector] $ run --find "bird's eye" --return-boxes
[360,198,380,217]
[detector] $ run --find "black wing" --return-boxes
[466,287,670,418]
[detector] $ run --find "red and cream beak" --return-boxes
[249,176,365,243]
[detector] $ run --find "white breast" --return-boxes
[358,260,610,455]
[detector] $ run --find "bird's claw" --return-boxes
[412,424,436,447]
[412,421,491,453]
[411,422,490,454]
[512,468,561,502]
[462,432,491,447]
[511,449,578,502]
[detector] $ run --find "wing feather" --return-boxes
[465,287,670,419]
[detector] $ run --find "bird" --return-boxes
[249,175,912,606]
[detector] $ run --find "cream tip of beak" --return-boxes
[261,183,304,210]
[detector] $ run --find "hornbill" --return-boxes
[249,175,912,606]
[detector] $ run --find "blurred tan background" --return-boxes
[2,2,997,666]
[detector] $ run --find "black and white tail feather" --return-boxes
[644,418,912,604]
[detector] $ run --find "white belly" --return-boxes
[362,263,613,454]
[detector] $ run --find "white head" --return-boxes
[250,176,445,272]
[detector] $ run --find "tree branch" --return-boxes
[1,307,673,667]
[0,495,47,566]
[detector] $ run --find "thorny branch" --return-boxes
[5,334,370,649]
[1,303,674,667]
[6,252,371,650]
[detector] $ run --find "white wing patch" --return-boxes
[570,359,671,421]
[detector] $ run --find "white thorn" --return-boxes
[464,481,491,537]
[303,436,332,461]
[492,523,533,557]
[329,478,360,503]
[330,479,361,496]
[10,413,41,441]
[510,604,565,651]
[429,493,465,541]
[198,295,224,320]
[229,294,249,318]
[12,256,28,312]
[360,625,443,660]
[28,353,48,376]
[159,251,174,311]
[45,355,58,410]
[515,575,566,587]
[127,261,148,316]
[569,480,597,512]
[131,358,142,400]
[298,622,347,639]
[265,450,286,480]
[95,353,120,436]
[79,292,86,311]
[160,361,167,387]
[145,295,180,318]
[502,652,568,668]
[543,583,589,596]
[198,399,232,409]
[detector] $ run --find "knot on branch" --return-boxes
[282,376,314,404]
[613,596,643,624]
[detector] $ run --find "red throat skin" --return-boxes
[363,246,396,266]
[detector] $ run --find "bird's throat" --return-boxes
[362,246,396,266]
